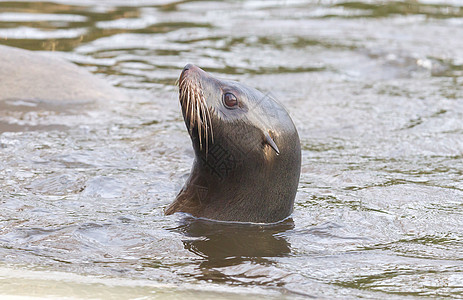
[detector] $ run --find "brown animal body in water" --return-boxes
[166,65,301,223]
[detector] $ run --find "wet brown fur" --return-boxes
[165,65,301,223]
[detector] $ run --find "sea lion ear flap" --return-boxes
[264,131,280,155]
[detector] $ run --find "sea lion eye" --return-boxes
[223,92,238,108]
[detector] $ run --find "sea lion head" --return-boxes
[166,64,301,223]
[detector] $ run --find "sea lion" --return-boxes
[0,44,125,105]
[166,64,301,223]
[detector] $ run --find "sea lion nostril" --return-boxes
[183,64,194,71]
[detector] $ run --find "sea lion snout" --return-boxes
[183,63,194,71]
[181,64,207,79]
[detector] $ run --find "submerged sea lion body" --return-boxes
[166,65,301,223]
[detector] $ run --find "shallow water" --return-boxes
[1,0,463,298]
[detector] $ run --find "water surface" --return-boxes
[1,0,463,298]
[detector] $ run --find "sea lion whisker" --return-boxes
[199,89,213,154]
[180,85,185,107]
[190,89,196,133]
[204,96,214,144]
[185,85,191,115]
[198,90,205,150]
[187,85,195,130]
[199,91,209,154]
[181,84,190,124]
[197,89,206,127]
[195,89,203,150]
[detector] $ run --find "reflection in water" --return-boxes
[172,216,293,262]
[170,216,296,289]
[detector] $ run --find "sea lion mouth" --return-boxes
[178,64,214,153]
